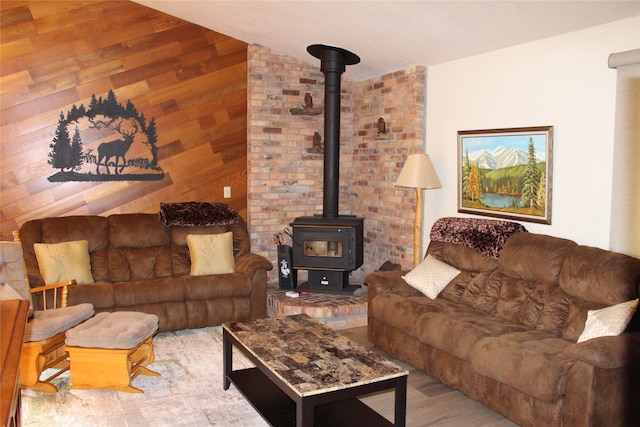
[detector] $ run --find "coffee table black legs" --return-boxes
[297,401,314,427]
[395,375,407,426]
[294,381,407,427]
[222,329,232,390]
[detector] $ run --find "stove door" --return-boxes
[292,226,355,270]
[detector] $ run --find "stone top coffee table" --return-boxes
[223,313,408,427]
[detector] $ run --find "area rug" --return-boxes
[21,327,269,426]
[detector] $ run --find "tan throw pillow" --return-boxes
[34,240,94,285]
[402,254,461,299]
[186,232,235,276]
[577,298,638,343]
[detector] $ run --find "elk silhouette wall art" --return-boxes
[47,90,164,182]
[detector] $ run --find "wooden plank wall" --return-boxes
[0,0,248,240]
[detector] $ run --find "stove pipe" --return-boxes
[307,45,360,218]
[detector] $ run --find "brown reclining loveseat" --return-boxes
[18,205,273,332]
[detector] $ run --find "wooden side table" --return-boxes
[1,299,29,427]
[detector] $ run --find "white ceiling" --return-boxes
[136,1,640,80]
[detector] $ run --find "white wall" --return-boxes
[424,16,640,250]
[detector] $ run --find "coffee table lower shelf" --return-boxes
[228,367,393,427]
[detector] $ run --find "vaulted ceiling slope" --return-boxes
[135,1,640,81]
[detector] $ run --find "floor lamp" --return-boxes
[395,154,442,267]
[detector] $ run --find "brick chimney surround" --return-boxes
[247,45,426,286]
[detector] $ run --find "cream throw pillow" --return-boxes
[34,240,94,285]
[187,232,235,276]
[402,254,461,299]
[577,298,638,343]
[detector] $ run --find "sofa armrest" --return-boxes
[235,252,273,320]
[364,270,416,296]
[235,252,273,277]
[561,332,640,369]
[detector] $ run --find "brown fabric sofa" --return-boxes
[365,218,640,426]
[18,213,273,332]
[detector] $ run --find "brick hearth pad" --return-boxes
[266,288,368,330]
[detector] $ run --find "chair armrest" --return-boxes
[560,332,640,369]
[29,279,77,309]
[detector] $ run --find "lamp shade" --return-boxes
[395,154,442,189]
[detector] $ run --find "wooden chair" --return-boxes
[0,242,94,392]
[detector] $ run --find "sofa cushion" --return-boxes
[113,278,185,307]
[498,233,577,284]
[184,274,252,300]
[460,270,502,314]
[38,216,109,250]
[414,302,530,361]
[68,281,115,309]
[426,241,498,305]
[34,240,94,285]
[109,214,170,248]
[402,255,460,299]
[427,240,498,313]
[109,246,173,282]
[560,245,640,306]
[106,214,173,282]
[577,298,638,343]
[370,291,528,361]
[186,232,235,275]
[427,241,498,273]
[471,331,574,403]
[534,285,571,335]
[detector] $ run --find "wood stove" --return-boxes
[292,44,363,293]
[292,216,363,290]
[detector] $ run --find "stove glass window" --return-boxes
[303,240,343,258]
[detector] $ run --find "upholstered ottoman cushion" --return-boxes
[65,311,158,349]
[25,303,94,342]
[65,311,160,393]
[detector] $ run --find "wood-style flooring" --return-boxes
[341,326,518,427]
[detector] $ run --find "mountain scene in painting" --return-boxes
[461,135,547,219]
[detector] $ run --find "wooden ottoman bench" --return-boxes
[64,311,160,393]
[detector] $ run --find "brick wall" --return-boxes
[248,44,425,285]
[352,67,427,275]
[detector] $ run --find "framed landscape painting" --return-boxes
[458,126,553,224]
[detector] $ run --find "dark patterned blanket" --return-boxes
[430,217,527,259]
[159,202,239,227]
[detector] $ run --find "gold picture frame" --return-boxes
[458,126,553,224]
